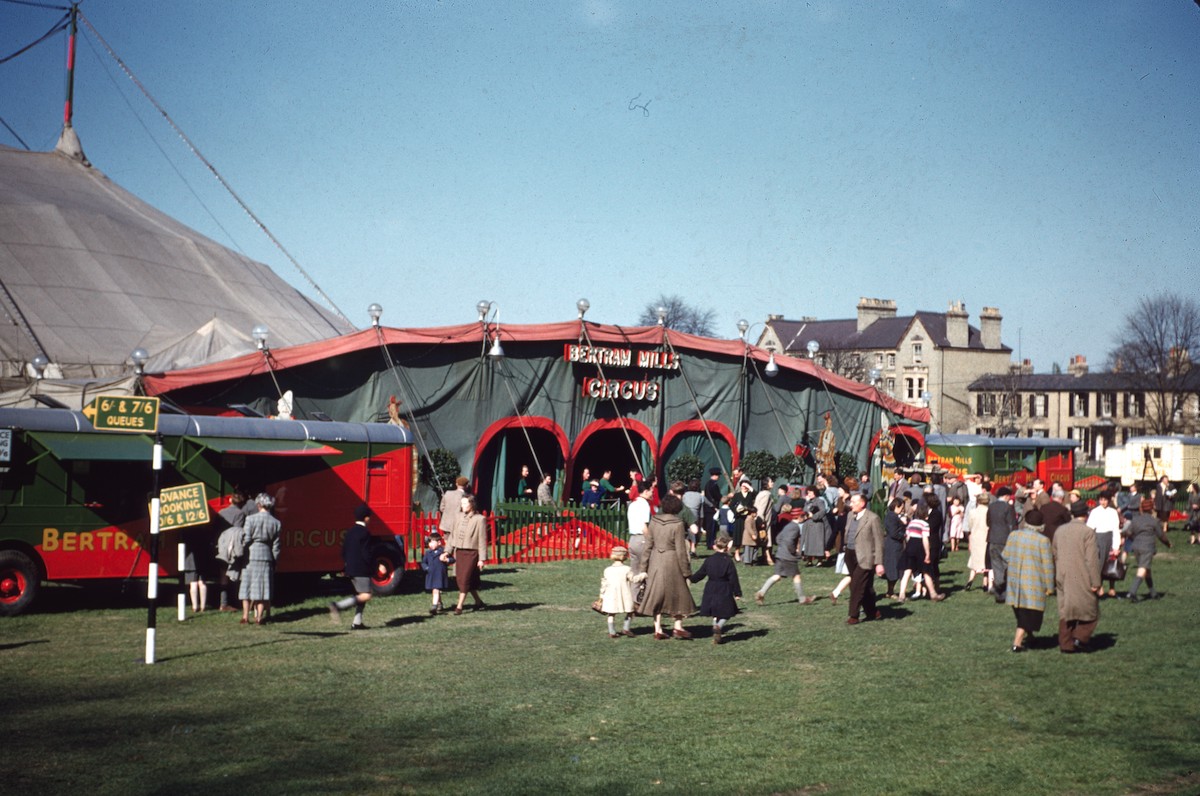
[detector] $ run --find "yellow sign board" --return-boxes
[82,395,160,434]
[158,482,209,530]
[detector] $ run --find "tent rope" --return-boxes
[661,332,731,484]
[374,328,446,494]
[77,11,352,332]
[578,323,645,475]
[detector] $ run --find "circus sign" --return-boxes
[565,344,678,403]
[563,344,681,370]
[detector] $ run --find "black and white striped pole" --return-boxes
[145,433,163,664]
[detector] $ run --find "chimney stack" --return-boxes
[945,301,968,348]
[1068,354,1088,377]
[980,306,1003,350]
[856,297,896,333]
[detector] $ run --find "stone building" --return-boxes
[758,298,1012,435]
[968,354,1200,462]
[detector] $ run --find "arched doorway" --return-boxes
[570,419,656,500]
[473,417,569,510]
[869,424,926,472]
[659,420,737,488]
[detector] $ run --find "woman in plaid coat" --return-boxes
[1001,508,1055,653]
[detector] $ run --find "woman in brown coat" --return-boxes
[637,493,696,639]
[447,495,488,615]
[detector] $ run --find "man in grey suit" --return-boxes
[846,493,886,625]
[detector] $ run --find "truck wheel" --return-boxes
[371,550,403,596]
[0,550,40,617]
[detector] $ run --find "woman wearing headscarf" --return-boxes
[239,492,282,625]
[636,493,696,639]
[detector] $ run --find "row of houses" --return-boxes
[759,298,1200,462]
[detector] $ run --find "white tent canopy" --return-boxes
[0,142,353,383]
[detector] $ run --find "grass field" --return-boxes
[3,540,1199,796]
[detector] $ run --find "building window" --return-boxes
[1099,392,1115,418]
[875,353,883,368]
[1070,392,1089,418]
[1029,393,1048,418]
[1029,429,1048,438]
[886,377,895,394]
[907,378,916,400]
[912,342,923,362]
[1124,392,1144,418]
[887,353,896,369]
[1067,426,1092,454]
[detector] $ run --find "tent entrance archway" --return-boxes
[473,426,564,510]
[571,428,651,501]
[659,423,735,489]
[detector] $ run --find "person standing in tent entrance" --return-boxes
[537,472,555,506]
[599,469,625,505]
[329,504,375,630]
[516,465,535,501]
[703,468,724,550]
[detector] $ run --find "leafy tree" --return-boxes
[1107,293,1200,435]
[773,452,809,484]
[739,450,777,485]
[420,448,462,494]
[666,453,703,485]
[637,294,717,337]
[835,451,859,482]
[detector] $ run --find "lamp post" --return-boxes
[576,298,590,320]
[475,300,504,359]
[806,340,820,359]
[31,354,49,381]
[252,324,270,352]
[131,348,149,376]
[368,303,383,328]
[655,305,667,326]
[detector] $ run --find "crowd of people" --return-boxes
[185,462,1191,652]
[586,468,1185,651]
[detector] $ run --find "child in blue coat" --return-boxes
[421,533,451,615]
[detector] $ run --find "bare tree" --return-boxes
[1107,293,1200,435]
[817,349,866,382]
[637,294,717,337]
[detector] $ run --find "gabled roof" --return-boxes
[970,370,1200,392]
[768,311,1010,353]
[0,144,353,379]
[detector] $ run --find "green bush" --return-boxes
[419,448,461,494]
[665,453,703,485]
[774,452,809,484]
[740,449,777,482]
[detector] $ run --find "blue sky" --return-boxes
[3,1,1197,375]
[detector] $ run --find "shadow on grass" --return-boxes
[716,627,770,644]
[385,615,430,628]
[0,638,50,651]
[157,636,298,662]
[265,606,329,624]
[476,601,540,612]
